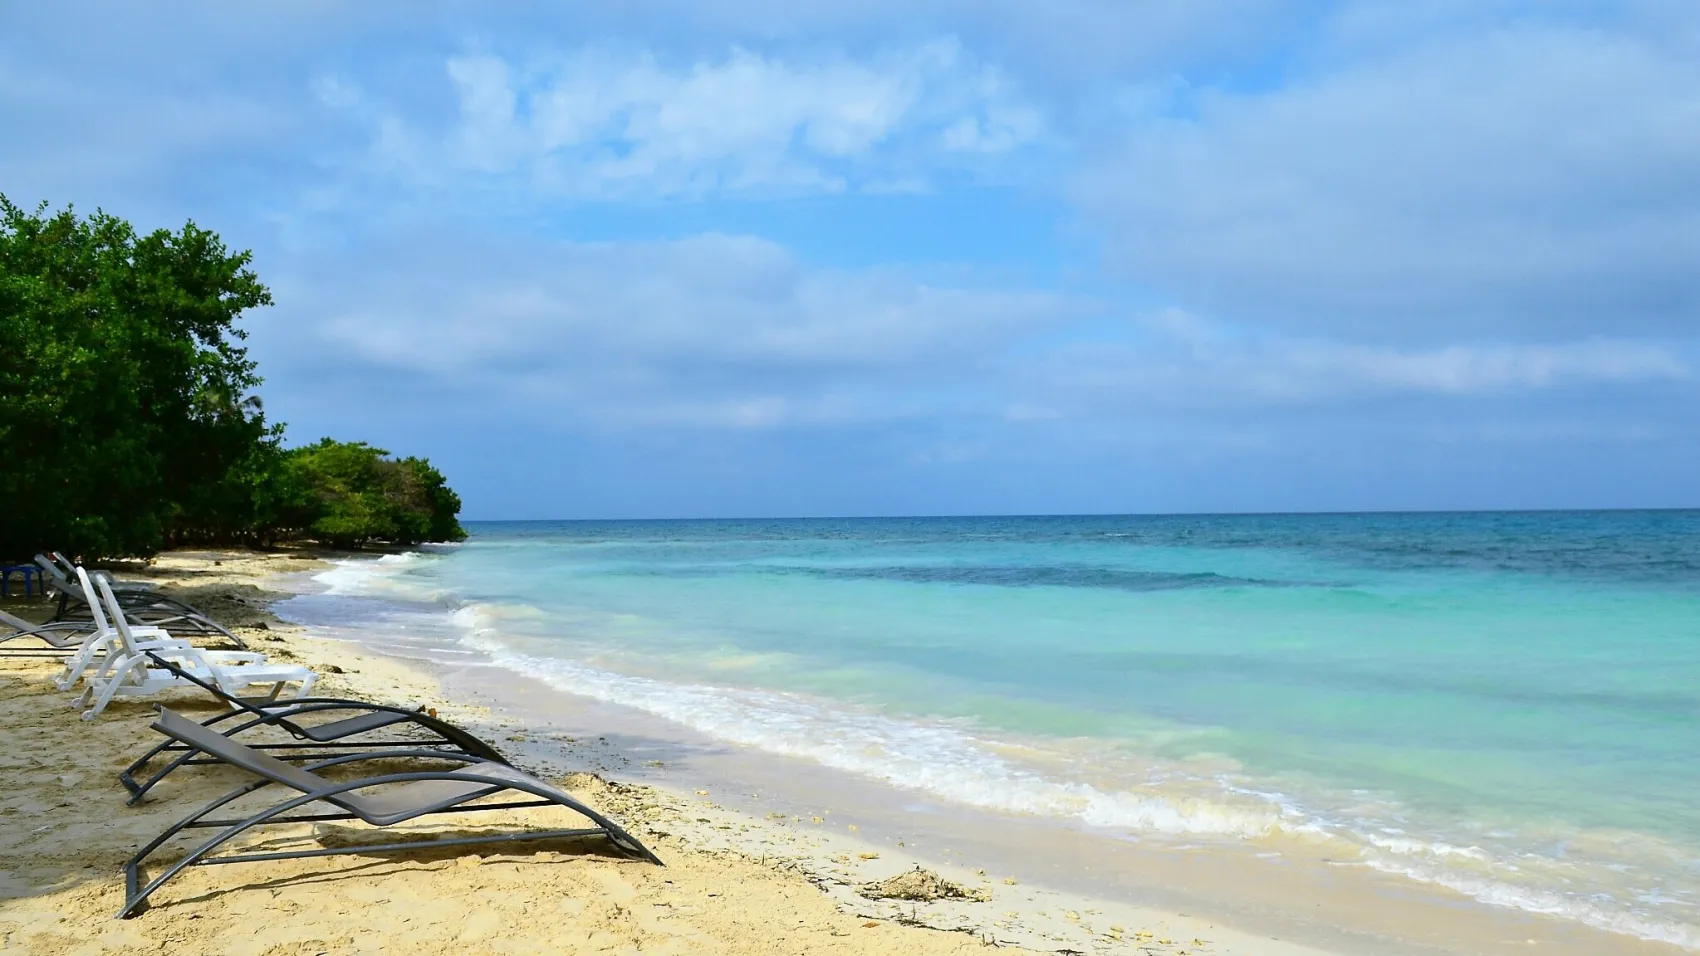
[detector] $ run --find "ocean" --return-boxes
[276,511,1700,949]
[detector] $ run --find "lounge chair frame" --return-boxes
[120,710,661,918]
[122,651,506,802]
[0,608,89,656]
[48,551,155,591]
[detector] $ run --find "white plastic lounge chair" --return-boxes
[122,650,508,803]
[121,707,661,917]
[77,577,316,720]
[54,568,263,692]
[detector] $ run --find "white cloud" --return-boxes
[264,229,1692,438]
[1284,341,1689,395]
[1020,312,1692,413]
[1079,15,1700,338]
[271,232,1082,429]
[331,39,1046,201]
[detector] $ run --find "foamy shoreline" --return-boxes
[2,548,1687,956]
[279,550,1358,955]
[0,548,1347,956]
[294,546,1700,956]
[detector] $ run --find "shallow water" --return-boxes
[277,511,1700,949]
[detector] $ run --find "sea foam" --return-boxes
[296,541,1700,952]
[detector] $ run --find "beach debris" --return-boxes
[858,852,880,860]
[426,707,438,718]
[561,771,609,793]
[1065,910,1080,921]
[862,921,879,928]
[858,867,991,903]
[318,663,345,674]
[1002,877,1018,885]
[695,789,710,795]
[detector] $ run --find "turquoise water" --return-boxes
[289,512,1700,947]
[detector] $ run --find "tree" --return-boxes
[0,196,274,557]
[278,439,466,549]
[0,197,467,558]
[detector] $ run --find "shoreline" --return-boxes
[270,551,1367,956]
[1,548,1687,955]
[284,550,1695,956]
[0,549,1340,956]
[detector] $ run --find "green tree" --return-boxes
[0,197,468,558]
[280,439,466,549]
[0,196,274,557]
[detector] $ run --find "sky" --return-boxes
[3,1,1697,518]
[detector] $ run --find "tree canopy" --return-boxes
[0,197,465,558]
[272,440,466,549]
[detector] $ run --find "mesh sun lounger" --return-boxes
[38,554,190,612]
[48,551,155,591]
[0,607,90,654]
[122,650,507,802]
[35,556,246,648]
[120,707,662,918]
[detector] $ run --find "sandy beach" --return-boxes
[10,3,1699,951]
[1,550,1354,956]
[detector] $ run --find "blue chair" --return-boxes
[0,564,43,598]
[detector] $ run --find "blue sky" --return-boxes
[4,1,1697,518]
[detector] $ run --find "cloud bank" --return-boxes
[3,0,1697,514]
[322,40,1046,203]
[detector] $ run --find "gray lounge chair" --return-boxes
[35,556,247,648]
[121,708,662,918]
[0,607,90,654]
[48,551,156,591]
[122,651,508,802]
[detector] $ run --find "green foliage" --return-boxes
[0,196,274,556]
[274,439,466,549]
[0,197,465,558]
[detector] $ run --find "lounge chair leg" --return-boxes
[118,776,276,918]
[84,656,144,720]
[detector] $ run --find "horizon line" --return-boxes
[459,506,1699,523]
